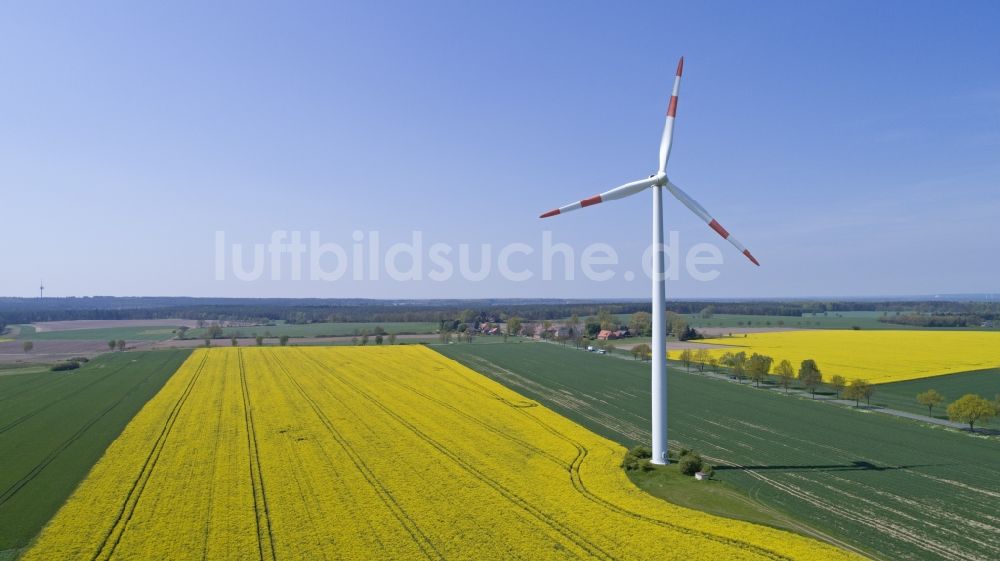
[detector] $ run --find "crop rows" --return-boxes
[23,346,863,560]
[438,342,1000,561]
[0,349,190,552]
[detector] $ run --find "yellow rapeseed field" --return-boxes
[672,329,1000,384]
[23,346,864,560]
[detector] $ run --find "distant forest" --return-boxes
[2,296,999,331]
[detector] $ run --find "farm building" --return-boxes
[597,329,629,340]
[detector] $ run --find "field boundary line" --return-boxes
[443,351,650,444]
[446,347,882,560]
[427,349,799,561]
[0,353,177,435]
[0,353,182,508]
[89,351,209,561]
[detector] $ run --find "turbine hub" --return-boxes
[652,172,668,186]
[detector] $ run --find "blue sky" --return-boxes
[1,1,998,299]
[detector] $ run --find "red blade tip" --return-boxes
[676,56,684,77]
[743,249,760,266]
[708,219,730,239]
[540,209,560,218]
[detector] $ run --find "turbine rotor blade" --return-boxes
[657,56,684,174]
[665,181,760,266]
[539,177,657,218]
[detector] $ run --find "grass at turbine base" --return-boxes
[625,461,805,538]
[21,346,863,561]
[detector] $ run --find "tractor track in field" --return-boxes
[261,351,387,560]
[370,367,570,469]
[266,352,376,560]
[257,353,392,558]
[699,453,968,561]
[0,353,180,508]
[0,354,148,408]
[453,346,985,561]
[403,354,798,561]
[0,354,174,435]
[818,473,1000,557]
[451,354,649,444]
[201,352,229,560]
[0,373,62,404]
[0,372,71,405]
[296,350,622,561]
[265,352,445,561]
[528,414,798,561]
[912,471,1000,501]
[293,350,618,561]
[276,435,336,561]
[237,350,278,561]
[89,352,209,561]
[679,411,989,561]
[439,349,875,560]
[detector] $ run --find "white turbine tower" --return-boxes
[538,57,759,464]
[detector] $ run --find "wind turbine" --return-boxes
[538,57,759,465]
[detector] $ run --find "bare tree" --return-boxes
[207,322,224,339]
